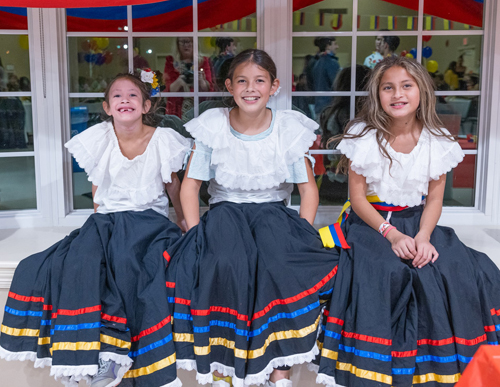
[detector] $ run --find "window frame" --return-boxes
[0,0,499,229]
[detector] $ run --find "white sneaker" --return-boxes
[91,359,119,387]
[266,379,293,387]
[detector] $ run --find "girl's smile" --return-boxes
[225,61,279,114]
[379,66,420,121]
[103,79,150,124]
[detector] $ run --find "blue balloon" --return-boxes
[409,48,417,58]
[422,46,433,59]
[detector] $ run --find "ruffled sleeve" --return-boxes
[337,122,383,182]
[427,129,464,180]
[156,127,192,184]
[186,140,215,181]
[275,110,318,166]
[64,121,114,187]
[184,108,231,150]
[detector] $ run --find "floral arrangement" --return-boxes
[140,68,160,97]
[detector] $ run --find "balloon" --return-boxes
[400,50,408,57]
[95,53,105,66]
[422,46,433,59]
[95,37,109,50]
[81,40,91,51]
[104,51,114,64]
[426,60,439,73]
[18,35,29,50]
[84,53,92,63]
[405,53,414,58]
[423,35,432,42]
[89,39,98,51]
[409,48,417,58]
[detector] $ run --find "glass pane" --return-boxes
[67,37,128,93]
[69,98,104,210]
[0,34,31,92]
[293,36,351,119]
[198,36,256,91]
[198,0,256,32]
[357,35,417,69]
[133,1,193,32]
[437,95,479,137]
[423,35,482,91]
[67,6,128,32]
[424,1,483,31]
[290,153,348,206]
[358,0,417,32]
[356,32,417,69]
[0,7,28,30]
[293,0,353,32]
[0,97,33,152]
[444,163,475,207]
[0,156,36,210]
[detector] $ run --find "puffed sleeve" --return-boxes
[186,140,215,181]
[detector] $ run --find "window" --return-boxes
[291,0,484,208]
[0,7,36,211]
[66,1,257,210]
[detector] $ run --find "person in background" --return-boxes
[312,36,341,117]
[364,30,400,69]
[444,61,459,90]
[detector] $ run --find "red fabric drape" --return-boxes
[0,0,160,7]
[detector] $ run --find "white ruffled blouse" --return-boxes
[338,122,465,207]
[185,108,318,204]
[65,121,191,216]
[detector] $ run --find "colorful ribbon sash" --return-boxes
[319,196,415,249]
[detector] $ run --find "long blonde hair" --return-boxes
[330,56,456,173]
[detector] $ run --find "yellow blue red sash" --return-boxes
[319,196,414,249]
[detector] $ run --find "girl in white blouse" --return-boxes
[0,73,191,387]
[316,56,500,387]
[164,49,339,387]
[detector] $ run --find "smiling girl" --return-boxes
[164,49,339,387]
[316,56,500,387]
[0,73,191,387]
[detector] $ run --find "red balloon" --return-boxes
[400,50,408,57]
[81,40,91,52]
[104,52,113,64]
[423,35,432,42]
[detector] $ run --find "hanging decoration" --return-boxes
[407,16,416,30]
[369,15,380,30]
[331,14,342,30]
[387,15,396,30]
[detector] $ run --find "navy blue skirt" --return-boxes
[0,209,182,387]
[317,206,500,387]
[165,201,339,386]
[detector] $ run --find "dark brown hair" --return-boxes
[102,73,161,127]
[226,49,277,83]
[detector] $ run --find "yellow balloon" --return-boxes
[426,60,439,73]
[95,38,109,50]
[18,35,29,50]
[405,53,414,58]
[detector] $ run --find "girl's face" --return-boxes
[378,66,420,122]
[103,78,151,124]
[225,61,279,114]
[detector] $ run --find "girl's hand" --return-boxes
[385,229,417,260]
[413,233,439,268]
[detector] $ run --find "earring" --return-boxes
[271,86,282,97]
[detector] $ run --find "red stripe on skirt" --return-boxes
[56,305,101,316]
[131,316,171,342]
[173,297,191,306]
[166,281,176,288]
[251,265,338,321]
[327,316,344,326]
[163,251,171,262]
[342,330,392,346]
[392,350,418,357]
[418,334,486,346]
[491,308,500,316]
[191,306,248,323]
[102,313,127,325]
[8,291,44,303]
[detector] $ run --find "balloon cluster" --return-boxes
[79,38,113,66]
[399,36,438,73]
